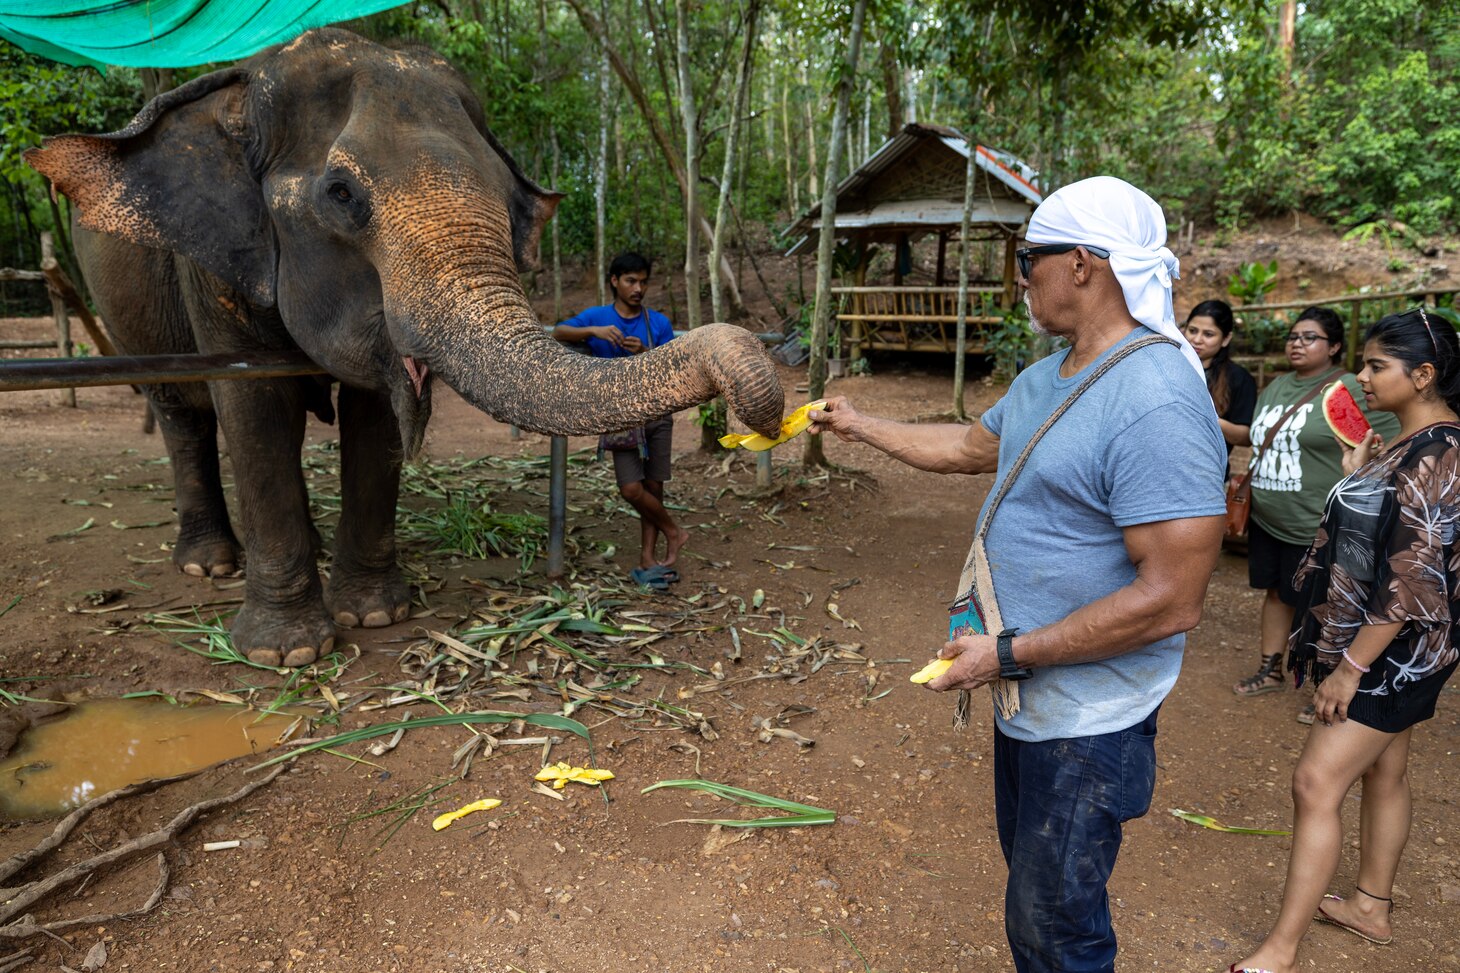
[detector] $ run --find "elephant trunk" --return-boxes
[374,181,785,441]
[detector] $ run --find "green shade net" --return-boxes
[0,1,409,69]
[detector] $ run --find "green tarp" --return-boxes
[0,1,408,69]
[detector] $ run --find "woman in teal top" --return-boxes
[1232,306,1399,719]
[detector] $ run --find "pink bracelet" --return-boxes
[1342,649,1371,674]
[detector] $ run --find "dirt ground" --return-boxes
[1,310,1458,973]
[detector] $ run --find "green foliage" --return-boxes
[1227,261,1279,305]
[984,301,1036,382]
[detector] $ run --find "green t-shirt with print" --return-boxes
[1248,369,1400,546]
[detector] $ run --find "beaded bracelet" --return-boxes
[1342,649,1371,674]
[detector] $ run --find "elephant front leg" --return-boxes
[327,385,410,629]
[210,378,335,667]
[147,390,243,577]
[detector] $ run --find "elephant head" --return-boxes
[26,29,784,451]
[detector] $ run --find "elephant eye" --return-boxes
[328,182,353,203]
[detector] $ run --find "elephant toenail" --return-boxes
[183,563,206,577]
[320,636,335,655]
[334,611,360,628]
[393,604,409,622]
[283,646,317,667]
[362,610,392,628]
[247,648,284,667]
[209,563,235,578]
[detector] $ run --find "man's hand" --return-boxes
[808,396,864,442]
[593,325,627,348]
[925,634,1001,692]
[620,335,645,353]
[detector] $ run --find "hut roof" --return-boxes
[783,123,1042,256]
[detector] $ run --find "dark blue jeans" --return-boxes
[993,708,1159,973]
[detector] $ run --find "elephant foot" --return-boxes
[327,567,411,630]
[173,528,243,579]
[230,602,337,668]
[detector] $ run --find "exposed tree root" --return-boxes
[0,764,288,939]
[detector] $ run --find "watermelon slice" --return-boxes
[1322,381,1371,447]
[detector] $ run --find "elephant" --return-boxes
[26,28,784,668]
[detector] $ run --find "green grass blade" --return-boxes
[641,778,836,828]
[1170,808,1290,836]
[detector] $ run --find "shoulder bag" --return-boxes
[1224,367,1341,540]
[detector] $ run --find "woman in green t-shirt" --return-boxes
[1231,306,1399,715]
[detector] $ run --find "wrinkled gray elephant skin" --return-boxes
[27,28,784,667]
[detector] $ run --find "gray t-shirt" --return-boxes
[977,329,1228,742]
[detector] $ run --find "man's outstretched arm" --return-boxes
[808,396,1000,474]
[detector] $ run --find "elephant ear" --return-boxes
[26,68,276,307]
[473,120,563,273]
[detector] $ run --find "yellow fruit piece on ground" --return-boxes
[431,798,503,831]
[534,761,616,789]
[910,657,954,684]
[718,400,828,451]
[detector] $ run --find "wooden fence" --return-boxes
[831,285,1006,354]
[1233,286,1460,371]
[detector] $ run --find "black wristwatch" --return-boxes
[996,628,1032,681]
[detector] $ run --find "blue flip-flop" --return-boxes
[630,566,673,592]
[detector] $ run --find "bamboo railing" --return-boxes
[831,285,1006,353]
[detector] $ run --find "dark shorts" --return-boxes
[1347,658,1458,733]
[994,708,1159,973]
[611,417,673,487]
[1248,519,1311,606]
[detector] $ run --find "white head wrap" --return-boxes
[1026,176,1203,378]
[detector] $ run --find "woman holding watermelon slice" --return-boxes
[1232,307,1398,718]
[1228,307,1460,973]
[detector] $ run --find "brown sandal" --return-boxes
[1233,652,1285,697]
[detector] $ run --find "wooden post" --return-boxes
[41,233,75,407]
[850,239,868,361]
[892,231,908,286]
[935,231,947,286]
[1347,300,1361,372]
[1001,232,1018,309]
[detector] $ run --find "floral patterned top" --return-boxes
[1288,423,1460,691]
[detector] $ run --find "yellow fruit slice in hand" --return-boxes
[431,798,502,831]
[909,657,954,684]
[718,400,828,451]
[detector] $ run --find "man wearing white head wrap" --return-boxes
[811,176,1228,973]
[1025,175,1205,378]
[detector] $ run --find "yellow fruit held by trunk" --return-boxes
[718,400,828,451]
[910,657,954,684]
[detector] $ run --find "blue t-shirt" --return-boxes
[977,330,1227,742]
[557,304,675,359]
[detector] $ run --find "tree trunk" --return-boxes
[877,39,903,140]
[537,0,564,321]
[803,0,869,467]
[800,63,819,200]
[565,0,747,317]
[1278,0,1297,86]
[953,140,978,421]
[595,3,611,305]
[674,0,701,334]
[781,75,799,216]
[704,0,761,447]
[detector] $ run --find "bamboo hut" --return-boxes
[783,123,1042,356]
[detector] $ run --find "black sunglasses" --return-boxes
[1016,243,1112,280]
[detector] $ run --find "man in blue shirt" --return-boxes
[553,253,687,584]
[810,178,1226,973]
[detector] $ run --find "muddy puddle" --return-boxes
[0,698,297,820]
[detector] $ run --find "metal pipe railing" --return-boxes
[0,351,325,392]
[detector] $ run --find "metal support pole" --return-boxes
[546,434,568,579]
[0,351,325,392]
[50,288,75,407]
[755,450,773,488]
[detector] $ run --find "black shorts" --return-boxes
[611,417,673,487]
[1248,519,1312,606]
[1346,659,1458,733]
